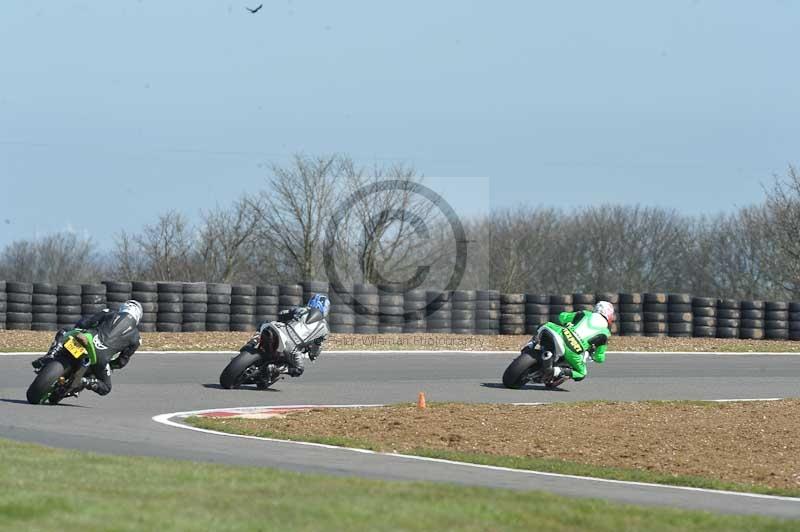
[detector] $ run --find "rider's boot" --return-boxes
[32,329,67,370]
[256,364,281,389]
[545,365,572,382]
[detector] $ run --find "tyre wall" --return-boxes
[1,277,800,340]
[6,282,33,330]
[0,281,6,330]
[31,283,57,331]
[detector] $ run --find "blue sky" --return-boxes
[1,1,797,249]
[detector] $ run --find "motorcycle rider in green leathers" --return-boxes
[527,301,615,384]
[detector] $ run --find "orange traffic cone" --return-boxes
[417,392,427,409]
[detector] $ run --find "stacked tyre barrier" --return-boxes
[451,290,476,335]
[156,282,183,333]
[475,290,500,336]
[230,284,257,332]
[7,277,800,341]
[377,285,404,334]
[765,301,789,340]
[182,283,207,333]
[6,282,33,330]
[426,290,452,334]
[500,293,525,335]
[403,289,427,334]
[81,284,106,318]
[354,284,379,334]
[0,281,6,330]
[739,300,765,340]
[524,294,549,335]
[716,299,740,339]
[691,297,716,338]
[548,294,573,325]
[279,284,303,309]
[56,285,81,330]
[617,293,642,336]
[206,283,231,332]
[130,281,157,332]
[31,283,58,331]
[643,293,668,337]
[256,285,279,325]
[790,303,800,341]
[328,284,355,334]
[667,293,692,338]
[573,293,595,312]
[104,281,132,310]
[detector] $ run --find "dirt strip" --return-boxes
[1,330,799,353]
[198,401,800,491]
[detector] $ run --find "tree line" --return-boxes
[2,155,798,301]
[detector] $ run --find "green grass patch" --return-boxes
[0,437,797,531]
[188,413,800,500]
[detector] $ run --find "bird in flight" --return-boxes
[246,4,263,13]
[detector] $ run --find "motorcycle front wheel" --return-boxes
[502,352,538,389]
[219,351,262,389]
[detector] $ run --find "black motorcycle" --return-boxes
[218,348,289,390]
[502,336,568,389]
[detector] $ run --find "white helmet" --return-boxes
[119,300,143,325]
[594,301,615,325]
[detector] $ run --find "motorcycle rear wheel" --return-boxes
[26,358,67,404]
[502,352,537,389]
[219,351,263,389]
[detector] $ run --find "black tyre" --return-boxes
[619,293,642,304]
[524,294,547,305]
[502,294,526,305]
[573,293,595,305]
[26,358,68,404]
[219,351,263,389]
[693,326,716,337]
[667,304,692,313]
[104,281,133,293]
[692,307,716,317]
[57,285,82,296]
[502,352,537,389]
[207,283,232,295]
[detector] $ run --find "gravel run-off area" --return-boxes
[195,400,800,492]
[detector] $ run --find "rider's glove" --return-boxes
[287,366,304,378]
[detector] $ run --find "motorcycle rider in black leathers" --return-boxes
[31,300,143,396]
[240,293,330,380]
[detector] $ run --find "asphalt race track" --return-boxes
[1,351,799,518]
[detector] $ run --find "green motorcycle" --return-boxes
[26,330,100,405]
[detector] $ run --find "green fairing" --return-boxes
[542,311,611,380]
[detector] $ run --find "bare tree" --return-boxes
[341,164,445,287]
[0,232,105,283]
[195,198,261,282]
[762,165,800,297]
[112,211,195,281]
[248,154,342,281]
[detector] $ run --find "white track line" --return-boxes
[152,403,800,503]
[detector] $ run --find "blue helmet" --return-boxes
[307,293,330,318]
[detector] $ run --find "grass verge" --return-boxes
[0,437,797,531]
